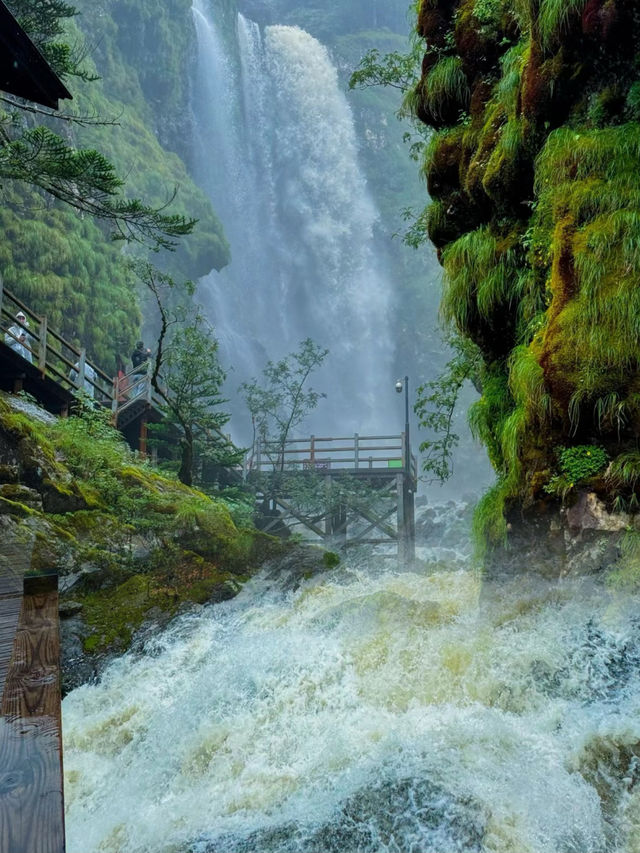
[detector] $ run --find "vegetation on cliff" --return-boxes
[407,0,640,548]
[1,0,229,372]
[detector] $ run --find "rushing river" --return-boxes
[63,546,640,853]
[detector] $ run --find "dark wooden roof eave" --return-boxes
[0,0,72,109]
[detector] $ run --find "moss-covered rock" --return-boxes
[413,0,640,554]
[0,394,329,692]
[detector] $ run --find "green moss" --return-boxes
[606,531,640,589]
[533,124,640,436]
[77,550,246,652]
[407,0,640,558]
[472,478,512,562]
[0,496,37,517]
[416,55,471,127]
[468,367,513,472]
[538,0,588,49]
[322,550,341,569]
[80,574,154,652]
[441,226,526,345]
[606,452,640,494]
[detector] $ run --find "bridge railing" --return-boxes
[1,282,114,402]
[0,282,167,423]
[249,434,418,480]
[111,364,166,416]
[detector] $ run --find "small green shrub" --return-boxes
[544,445,608,497]
[472,478,511,562]
[473,0,502,26]
[322,551,341,569]
[557,445,608,482]
[606,451,640,492]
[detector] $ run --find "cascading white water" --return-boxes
[63,551,640,853]
[191,0,394,440]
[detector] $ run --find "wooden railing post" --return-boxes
[354,433,359,469]
[310,434,315,465]
[111,374,119,423]
[38,315,47,373]
[77,348,86,390]
[397,472,407,561]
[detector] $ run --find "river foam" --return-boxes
[63,559,640,852]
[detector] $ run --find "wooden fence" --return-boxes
[249,433,418,480]
[0,281,164,423]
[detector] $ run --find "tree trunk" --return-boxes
[178,437,193,486]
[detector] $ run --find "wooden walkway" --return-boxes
[0,279,164,455]
[0,552,65,853]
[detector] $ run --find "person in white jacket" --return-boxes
[4,311,32,363]
[69,359,97,397]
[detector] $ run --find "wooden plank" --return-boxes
[0,576,65,853]
[0,598,21,698]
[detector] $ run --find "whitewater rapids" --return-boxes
[63,554,640,852]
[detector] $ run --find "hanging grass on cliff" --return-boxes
[401,0,640,556]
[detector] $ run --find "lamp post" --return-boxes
[395,375,414,564]
[395,375,410,473]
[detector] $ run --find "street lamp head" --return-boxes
[395,379,403,394]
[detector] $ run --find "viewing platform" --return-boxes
[248,434,417,561]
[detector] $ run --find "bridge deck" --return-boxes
[0,561,65,853]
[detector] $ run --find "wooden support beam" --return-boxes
[139,416,148,458]
[347,506,397,545]
[275,498,327,539]
[357,502,398,541]
[37,317,47,376]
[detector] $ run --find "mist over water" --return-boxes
[192,0,394,441]
[63,543,640,853]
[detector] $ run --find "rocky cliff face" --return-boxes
[412,0,640,550]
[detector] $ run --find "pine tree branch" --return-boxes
[0,94,122,127]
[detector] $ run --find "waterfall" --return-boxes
[63,551,640,852]
[191,0,394,441]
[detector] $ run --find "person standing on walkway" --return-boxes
[4,310,32,363]
[69,358,97,398]
[131,340,151,375]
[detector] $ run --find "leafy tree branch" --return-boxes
[241,338,329,473]
[415,335,482,484]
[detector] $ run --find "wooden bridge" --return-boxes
[249,433,417,562]
[0,281,165,455]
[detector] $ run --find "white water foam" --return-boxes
[64,558,640,852]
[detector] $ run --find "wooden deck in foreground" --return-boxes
[0,558,65,853]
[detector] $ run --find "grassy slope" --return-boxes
[0,394,285,659]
